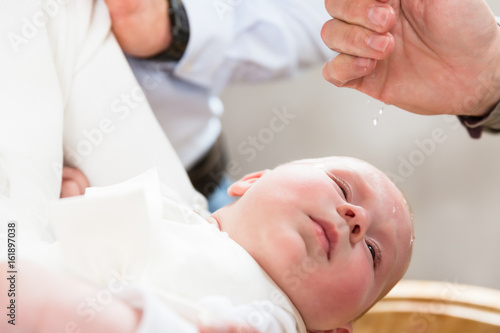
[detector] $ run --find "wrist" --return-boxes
[472,25,500,117]
[149,0,190,61]
[475,93,500,118]
[458,23,500,139]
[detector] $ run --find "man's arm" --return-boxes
[107,0,335,90]
[321,0,500,117]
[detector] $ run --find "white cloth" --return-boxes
[123,287,198,333]
[0,0,207,245]
[128,0,335,168]
[0,1,208,327]
[50,170,306,333]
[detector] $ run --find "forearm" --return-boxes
[177,0,334,89]
[131,0,334,91]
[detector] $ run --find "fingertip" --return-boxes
[60,180,81,198]
[324,0,334,16]
[367,31,395,59]
[323,55,377,88]
[355,57,376,71]
[62,166,90,190]
[322,59,346,87]
[322,59,332,81]
[368,4,396,33]
[384,32,395,57]
[385,5,396,31]
[320,19,331,45]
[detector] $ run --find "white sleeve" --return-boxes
[173,0,335,91]
[120,287,198,333]
[197,295,299,333]
[123,292,299,333]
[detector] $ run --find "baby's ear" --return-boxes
[227,170,268,197]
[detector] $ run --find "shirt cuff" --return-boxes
[459,100,500,139]
[172,0,233,87]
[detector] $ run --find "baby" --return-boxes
[7,156,413,333]
[0,1,412,331]
[213,156,414,331]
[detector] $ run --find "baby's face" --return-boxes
[216,157,414,331]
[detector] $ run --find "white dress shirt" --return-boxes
[128,0,336,168]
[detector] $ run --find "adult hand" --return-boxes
[60,166,89,198]
[105,0,172,57]
[322,0,500,116]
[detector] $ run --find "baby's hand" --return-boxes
[60,166,89,198]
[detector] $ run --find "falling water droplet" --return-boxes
[373,117,378,126]
[379,104,385,115]
[366,99,371,104]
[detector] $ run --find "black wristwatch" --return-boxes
[150,0,190,62]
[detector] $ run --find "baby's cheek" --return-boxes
[341,266,374,309]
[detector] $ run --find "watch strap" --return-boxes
[150,0,190,62]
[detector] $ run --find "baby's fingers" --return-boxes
[60,166,89,198]
[325,0,395,33]
[60,179,83,198]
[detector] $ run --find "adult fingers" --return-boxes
[322,19,394,60]
[325,0,395,34]
[322,54,376,88]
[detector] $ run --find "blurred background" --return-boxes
[220,1,500,290]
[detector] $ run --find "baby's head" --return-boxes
[212,156,414,332]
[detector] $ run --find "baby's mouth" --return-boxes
[311,218,338,260]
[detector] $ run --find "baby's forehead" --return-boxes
[287,157,397,192]
[289,156,374,170]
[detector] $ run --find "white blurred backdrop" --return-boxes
[220,1,500,290]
